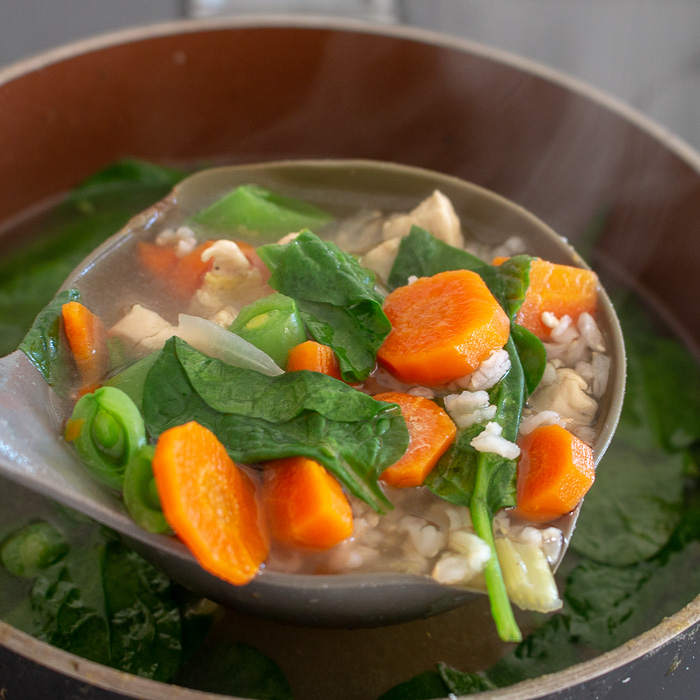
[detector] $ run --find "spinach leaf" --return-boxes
[176,338,388,423]
[102,540,182,680]
[493,255,535,320]
[175,641,293,699]
[393,228,535,642]
[143,338,407,512]
[485,614,580,688]
[570,432,684,566]
[18,288,81,386]
[0,159,186,357]
[564,558,657,651]
[258,230,391,382]
[4,529,112,666]
[377,670,451,700]
[511,323,547,396]
[3,525,183,682]
[439,663,496,694]
[377,663,495,699]
[387,226,500,291]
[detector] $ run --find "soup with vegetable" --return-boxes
[22,164,613,644]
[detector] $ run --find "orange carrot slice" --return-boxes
[262,456,353,550]
[137,241,178,278]
[375,392,456,488]
[152,421,269,585]
[515,424,595,522]
[138,241,214,299]
[494,257,599,340]
[286,340,343,381]
[61,301,108,392]
[377,270,510,385]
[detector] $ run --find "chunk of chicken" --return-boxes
[382,190,464,248]
[190,239,270,318]
[109,304,177,353]
[359,237,401,286]
[529,367,598,426]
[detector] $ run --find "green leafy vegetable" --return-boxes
[258,229,391,382]
[175,641,293,699]
[510,323,547,396]
[66,386,147,490]
[2,524,183,681]
[387,226,500,292]
[191,183,334,237]
[0,521,69,578]
[228,292,307,368]
[19,288,81,386]
[101,540,182,679]
[143,338,408,512]
[570,431,684,566]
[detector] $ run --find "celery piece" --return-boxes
[228,293,307,368]
[191,184,334,237]
[495,538,563,614]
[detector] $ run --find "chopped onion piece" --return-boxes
[177,314,283,376]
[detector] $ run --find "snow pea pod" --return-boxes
[228,293,307,368]
[123,445,170,535]
[65,386,146,490]
[191,184,333,237]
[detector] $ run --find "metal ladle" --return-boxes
[0,160,626,628]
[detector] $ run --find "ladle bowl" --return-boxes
[0,159,625,628]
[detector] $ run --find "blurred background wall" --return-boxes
[0,0,698,150]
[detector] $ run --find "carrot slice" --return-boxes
[494,257,599,340]
[377,270,510,385]
[61,301,108,391]
[515,424,595,522]
[375,392,456,488]
[138,241,214,299]
[262,456,353,550]
[152,421,269,585]
[175,242,215,297]
[286,340,343,380]
[137,241,178,278]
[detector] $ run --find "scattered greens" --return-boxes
[191,183,334,237]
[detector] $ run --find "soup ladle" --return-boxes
[0,160,625,628]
